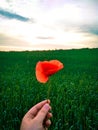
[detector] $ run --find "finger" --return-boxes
[45,119,51,128]
[35,103,51,122]
[43,111,52,128]
[25,100,50,119]
[43,113,52,128]
[46,112,52,119]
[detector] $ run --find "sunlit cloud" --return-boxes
[0,0,98,51]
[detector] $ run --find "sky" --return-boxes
[0,0,98,51]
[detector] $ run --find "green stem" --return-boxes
[47,84,51,100]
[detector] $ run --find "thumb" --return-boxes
[36,103,50,122]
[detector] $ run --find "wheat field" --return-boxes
[0,48,98,130]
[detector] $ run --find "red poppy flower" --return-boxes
[35,60,64,83]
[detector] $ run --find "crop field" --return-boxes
[0,48,98,130]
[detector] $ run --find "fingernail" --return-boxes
[44,103,50,110]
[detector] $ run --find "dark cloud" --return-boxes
[0,8,30,22]
[84,26,98,35]
[78,24,98,36]
[63,23,98,36]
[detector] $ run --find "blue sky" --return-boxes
[0,0,98,51]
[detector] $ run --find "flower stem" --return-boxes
[47,84,51,101]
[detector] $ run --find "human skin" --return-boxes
[20,100,52,130]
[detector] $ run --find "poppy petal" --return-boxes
[36,61,49,83]
[35,60,64,83]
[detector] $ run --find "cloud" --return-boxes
[0,8,30,22]
[0,33,30,47]
[69,23,98,36]
[81,24,98,36]
[61,21,98,37]
[0,32,98,52]
[0,1,98,51]
[36,36,54,40]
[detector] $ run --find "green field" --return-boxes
[0,48,98,130]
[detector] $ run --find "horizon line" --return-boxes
[0,47,98,52]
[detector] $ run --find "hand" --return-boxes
[20,100,52,130]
